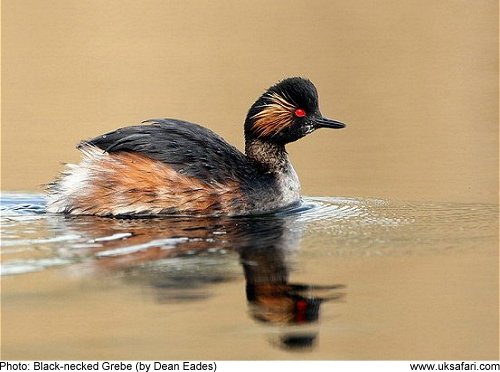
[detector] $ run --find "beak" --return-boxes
[314,116,346,129]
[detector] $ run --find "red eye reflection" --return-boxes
[294,108,306,118]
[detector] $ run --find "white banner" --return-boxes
[0,361,499,372]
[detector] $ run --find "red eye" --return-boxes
[294,108,306,118]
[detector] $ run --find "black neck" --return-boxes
[245,139,289,173]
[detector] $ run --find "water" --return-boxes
[1,193,498,359]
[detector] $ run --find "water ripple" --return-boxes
[0,192,497,276]
[96,237,189,257]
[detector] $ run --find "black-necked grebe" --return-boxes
[46,77,346,216]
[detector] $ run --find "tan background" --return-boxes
[2,0,498,203]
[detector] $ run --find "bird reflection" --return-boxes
[56,212,344,350]
[235,218,344,350]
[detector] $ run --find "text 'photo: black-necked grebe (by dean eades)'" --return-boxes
[46,77,346,217]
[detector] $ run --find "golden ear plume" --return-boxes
[251,92,297,137]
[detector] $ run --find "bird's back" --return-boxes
[83,119,254,184]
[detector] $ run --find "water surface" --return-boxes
[1,193,498,359]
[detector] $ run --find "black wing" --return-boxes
[80,118,254,183]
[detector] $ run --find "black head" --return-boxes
[244,77,346,144]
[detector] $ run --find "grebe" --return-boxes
[46,77,346,216]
